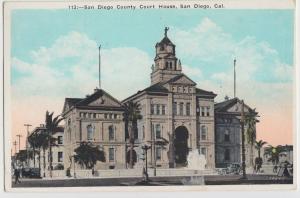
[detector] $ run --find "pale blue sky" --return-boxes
[12,9,293,83]
[10,8,295,145]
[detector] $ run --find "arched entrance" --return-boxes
[174,126,189,167]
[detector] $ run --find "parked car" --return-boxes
[226,163,241,175]
[21,168,41,178]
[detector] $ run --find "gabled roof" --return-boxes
[75,89,122,107]
[62,89,123,114]
[215,97,257,114]
[165,73,196,86]
[122,82,169,102]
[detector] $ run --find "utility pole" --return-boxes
[24,124,32,166]
[16,134,22,153]
[240,100,247,179]
[13,141,18,155]
[234,58,236,98]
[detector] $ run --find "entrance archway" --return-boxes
[174,126,189,167]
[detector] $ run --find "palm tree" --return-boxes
[255,140,267,159]
[74,142,105,170]
[45,111,63,177]
[254,140,267,172]
[244,112,258,166]
[123,101,142,169]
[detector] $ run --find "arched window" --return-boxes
[142,126,145,140]
[201,126,207,140]
[224,129,230,142]
[109,125,114,141]
[87,125,93,141]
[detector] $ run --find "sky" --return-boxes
[10,8,294,152]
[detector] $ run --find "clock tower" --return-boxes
[151,27,182,85]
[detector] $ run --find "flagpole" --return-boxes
[234,58,236,98]
[98,45,101,89]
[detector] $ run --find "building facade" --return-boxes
[62,90,126,170]
[61,28,257,171]
[215,98,257,168]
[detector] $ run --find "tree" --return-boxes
[244,112,258,166]
[45,111,63,177]
[265,145,284,166]
[74,142,105,169]
[16,150,27,166]
[254,140,267,172]
[123,101,142,168]
[255,140,267,159]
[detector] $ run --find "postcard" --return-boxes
[2,0,297,192]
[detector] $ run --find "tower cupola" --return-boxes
[151,27,182,84]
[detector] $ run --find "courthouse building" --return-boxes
[61,28,257,170]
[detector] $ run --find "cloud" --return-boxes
[11,31,152,146]
[12,31,152,100]
[170,18,293,145]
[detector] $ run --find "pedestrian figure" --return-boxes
[14,168,21,184]
[283,161,290,177]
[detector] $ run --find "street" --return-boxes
[11,174,293,188]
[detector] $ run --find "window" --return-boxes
[169,62,172,70]
[224,149,230,161]
[114,114,117,119]
[93,113,97,118]
[109,125,114,141]
[109,148,115,162]
[156,104,160,115]
[104,114,108,119]
[224,130,230,142]
[206,107,210,117]
[142,126,145,140]
[109,114,112,119]
[186,103,190,116]
[165,62,169,69]
[87,125,93,141]
[68,118,71,126]
[57,136,63,145]
[179,102,184,116]
[201,107,205,116]
[58,152,63,162]
[156,147,162,160]
[68,129,71,142]
[173,102,177,115]
[201,126,207,140]
[200,147,207,158]
[162,105,166,115]
[155,124,161,139]
[151,104,155,115]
